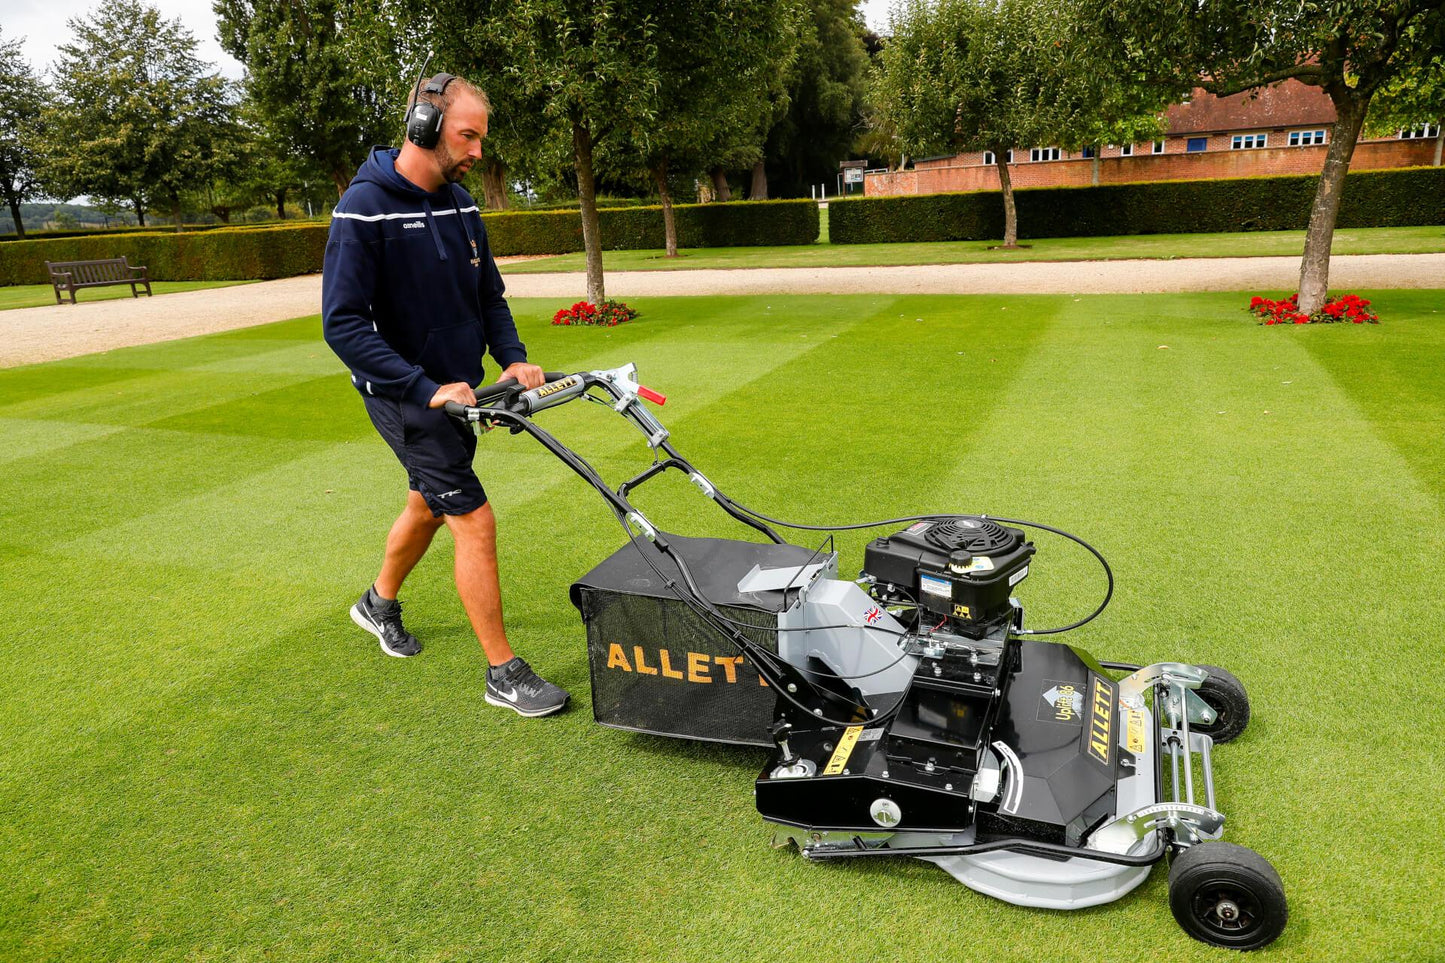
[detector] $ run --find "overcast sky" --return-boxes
[8,0,897,79]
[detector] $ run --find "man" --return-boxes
[322,73,569,718]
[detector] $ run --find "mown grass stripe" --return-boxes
[3,293,1443,962]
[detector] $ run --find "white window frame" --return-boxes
[1399,124,1441,139]
[1005,149,1014,163]
[983,151,995,165]
[1152,140,1166,154]
[1231,133,1268,150]
[1120,143,1133,157]
[1288,129,1327,146]
[1029,146,1061,162]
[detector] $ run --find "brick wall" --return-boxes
[870,138,1440,196]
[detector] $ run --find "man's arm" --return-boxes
[322,217,441,407]
[475,220,543,388]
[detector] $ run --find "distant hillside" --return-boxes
[2,203,140,235]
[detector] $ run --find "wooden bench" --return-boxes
[45,257,153,304]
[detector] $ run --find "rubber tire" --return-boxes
[1169,842,1287,951]
[1193,664,1250,744]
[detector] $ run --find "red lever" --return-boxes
[637,385,667,406]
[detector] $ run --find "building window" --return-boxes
[1005,149,1014,163]
[1030,147,1061,162]
[1120,143,1133,156]
[1231,133,1268,149]
[983,151,995,165]
[1152,140,1166,154]
[1186,137,1208,153]
[1399,124,1441,139]
[1081,146,1095,159]
[1288,129,1327,146]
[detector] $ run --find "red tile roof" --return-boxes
[1166,80,1337,135]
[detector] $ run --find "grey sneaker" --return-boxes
[485,657,570,717]
[350,588,422,658]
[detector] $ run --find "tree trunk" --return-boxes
[1091,153,1100,186]
[749,160,768,200]
[212,207,231,223]
[995,150,1018,247]
[1434,129,1443,167]
[481,159,510,210]
[7,197,24,238]
[172,193,184,232]
[1298,90,1370,314]
[133,197,146,227]
[275,189,287,220]
[572,118,606,304]
[653,160,678,257]
[710,166,731,202]
[331,166,351,196]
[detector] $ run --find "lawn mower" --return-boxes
[445,363,1288,951]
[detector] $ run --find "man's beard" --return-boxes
[436,142,471,184]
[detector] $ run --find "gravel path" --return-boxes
[3,253,1442,368]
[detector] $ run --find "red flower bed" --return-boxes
[551,299,639,327]
[1248,293,1378,325]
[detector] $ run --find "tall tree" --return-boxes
[438,0,663,304]
[625,0,799,253]
[216,0,403,195]
[1367,55,1445,167]
[433,0,565,211]
[0,30,44,238]
[41,0,237,229]
[875,0,1164,246]
[762,0,869,198]
[1081,0,1445,313]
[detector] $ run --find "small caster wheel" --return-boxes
[1169,841,1287,951]
[1193,664,1250,743]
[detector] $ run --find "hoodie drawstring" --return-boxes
[422,198,447,261]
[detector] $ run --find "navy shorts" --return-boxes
[362,394,488,516]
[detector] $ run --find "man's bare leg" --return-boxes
[444,502,516,667]
[374,490,445,599]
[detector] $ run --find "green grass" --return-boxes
[0,279,255,311]
[501,223,1445,273]
[3,291,1444,961]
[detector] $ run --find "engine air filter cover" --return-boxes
[863,517,1034,625]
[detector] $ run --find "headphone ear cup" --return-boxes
[407,102,444,149]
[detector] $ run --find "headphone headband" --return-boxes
[423,73,456,97]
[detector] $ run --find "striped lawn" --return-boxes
[2,292,1442,962]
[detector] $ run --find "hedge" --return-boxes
[829,166,1445,244]
[0,200,819,285]
[481,199,820,256]
[0,223,329,286]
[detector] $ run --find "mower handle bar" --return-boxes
[442,371,569,419]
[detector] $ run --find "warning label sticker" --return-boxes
[1127,709,1146,754]
[920,574,952,597]
[823,726,864,775]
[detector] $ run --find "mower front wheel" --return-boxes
[1169,841,1287,951]
[1193,664,1250,743]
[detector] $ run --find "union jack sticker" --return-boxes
[863,606,882,625]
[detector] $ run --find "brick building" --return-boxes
[864,80,1443,196]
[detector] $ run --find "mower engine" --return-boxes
[864,516,1035,636]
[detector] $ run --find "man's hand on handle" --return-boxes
[499,362,546,389]
[429,382,478,409]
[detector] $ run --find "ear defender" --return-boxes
[405,72,457,150]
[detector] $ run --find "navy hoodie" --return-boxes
[322,147,527,407]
